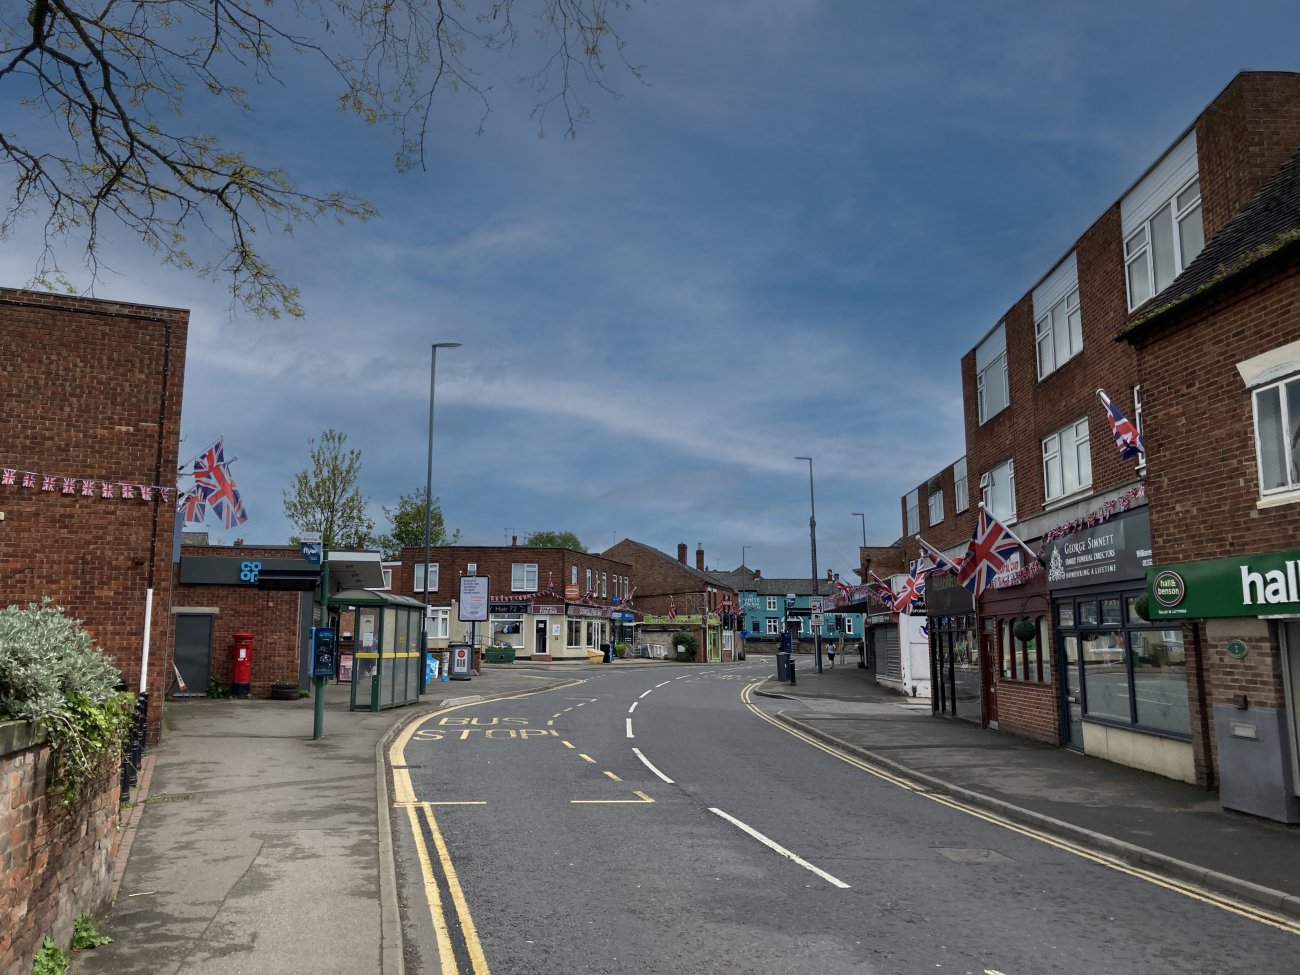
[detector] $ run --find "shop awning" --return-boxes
[324,551,386,593]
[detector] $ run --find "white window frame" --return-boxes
[1133,384,1146,473]
[1042,417,1092,503]
[426,607,450,640]
[844,616,855,636]
[1253,372,1300,497]
[1035,288,1083,378]
[906,488,920,536]
[571,565,578,585]
[586,569,593,593]
[511,563,538,592]
[927,487,944,526]
[413,563,439,593]
[765,617,780,636]
[976,324,1009,424]
[602,572,608,597]
[766,596,778,612]
[954,456,969,513]
[378,569,392,591]
[1124,177,1203,311]
[980,460,1017,522]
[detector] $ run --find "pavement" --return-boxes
[69,654,1299,974]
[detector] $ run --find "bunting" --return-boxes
[0,465,175,503]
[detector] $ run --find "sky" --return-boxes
[5,2,1300,580]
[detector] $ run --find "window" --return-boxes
[512,563,538,592]
[1253,373,1300,494]
[1034,253,1083,378]
[980,460,1016,521]
[1125,179,1203,310]
[844,616,855,636]
[1002,617,1049,684]
[1133,384,1146,470]
[602,573,608,597]
[585,569,593,593]
[1042,417,1091,502]
[976,324,1009,423]
[571,565,578,585]
[954,457,969,513]
[766,617,780,635]
[412,563,439,593]
[927,486,944,526]
[566,620,583,648]
[906,488,920,536]
[426,607,449,640]
[766,596,778,612]
[378,569,392,591]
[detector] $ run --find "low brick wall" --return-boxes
[0,721,119,975]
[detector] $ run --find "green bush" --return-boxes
[0,600,132,808]
[670,632,698,656]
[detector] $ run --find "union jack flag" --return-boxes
[101,481,114,499]
[181,488,208,524]
[41,475,56,492]
[120,483,136,500]
[834,577,853,596]
[192,439,248,528]
[668,599,677,621]
[22,472,36,488]
[1097,389,1144,460]
[893,561,927,615]
[916,535,964,576]
[81,479,96,496]
[867,570,896,609]
[62,477,76,494]
[957,508,1025,596]
[2,469,16,485]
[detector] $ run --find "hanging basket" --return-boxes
[1012,619,1037,643]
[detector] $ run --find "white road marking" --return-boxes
[639,689,654,699]
[626,718,634,739]
[633,748,674,784]
[628,701,637,713]
[656,681,671,688]
[709,808,851,889]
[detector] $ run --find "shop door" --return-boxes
[1284,623,1300,796]
[1060,634,1084,749]
[980,631,997,726]
[173,614,212,696]
[535,619,548,657]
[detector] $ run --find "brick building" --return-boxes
[602,541,738,662]
[0,289,188,739]
[885,71,1300,794]
[394,543,632,661]
[1122,143,1300,822]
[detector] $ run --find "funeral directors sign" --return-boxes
[1044,508,1152,590]
[1146,547,1300,619]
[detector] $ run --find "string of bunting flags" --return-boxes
[1,467,175,502]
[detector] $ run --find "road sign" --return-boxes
[449,643,473,680]
[810,596,824,613]
[300,542,321,565]
[811,613,824,625]
[311,627,336,677]
[459,576,489,621]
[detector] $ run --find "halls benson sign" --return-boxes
[1146,548,1300,619]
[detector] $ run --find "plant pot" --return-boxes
[270,685,300,700]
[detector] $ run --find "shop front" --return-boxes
[979,558,1053,741]
[1042,507,1195,781]
[1146,548,1300,823]
[927,571,978,722]
[564,604,610,661]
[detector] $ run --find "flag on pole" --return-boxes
[915,535,964,576]
[867,570,896,609]
[668,598,677,621]
[1097,389,1144,460]
[192,438,249,528]
[894,561,927,615]
[957,508,1026,596]
[181,487,208,524]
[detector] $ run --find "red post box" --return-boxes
[232,631,253,698]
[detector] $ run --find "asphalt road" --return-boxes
[389,663,1300,974]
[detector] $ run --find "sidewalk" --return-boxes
[70,665,585,975]
[754,658,1300,919]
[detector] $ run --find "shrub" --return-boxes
[670,632,698,656]
[0,600,132,809]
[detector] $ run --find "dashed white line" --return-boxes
[625,718,634,739]
[655,681,671,688]
[709,808,851,889]
[628,702,637,713]
[639,689,653,699]
[632,748,674,784]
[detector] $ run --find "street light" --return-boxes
[795,456,822,673]
[422,341,461,692]
[851,512,867,549]
[741,544,751,567]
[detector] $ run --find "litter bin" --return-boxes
[602,642,614,663]
[776,651,795,684]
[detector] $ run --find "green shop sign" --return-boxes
[1146,548,1300,619]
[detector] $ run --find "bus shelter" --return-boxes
[332,588,425,711]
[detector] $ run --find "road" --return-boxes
[389,662,1300,974]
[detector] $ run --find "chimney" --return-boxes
[677,543,687,564]
[511,535,517,546]
[754,569,762,580]
[696,543,705,571]
[826,569,833,581]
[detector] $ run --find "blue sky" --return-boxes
[5,2,1300,579]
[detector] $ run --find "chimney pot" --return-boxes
[677,543,687,564]
[696,544,705,571]
[512,535,517,546]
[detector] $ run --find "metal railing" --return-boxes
[119,693,149,803]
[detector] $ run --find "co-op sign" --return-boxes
[1147,547,1300,619]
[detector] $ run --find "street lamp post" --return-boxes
[741,544,750,567]
[851,512,867,549]
[422,341,461,692]
[795,456,821,673]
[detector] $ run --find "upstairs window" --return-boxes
[1043,418,1092,503]
[980,460,1016,522]
[1033,253,1082,378]
[954,456,969,512]
[927,483,944,526]
[1254,373,1300,495]
[512,563,538,591]
[906,488,920,536]
[976,324,1009,423]
[1122,133,1203,311]
[413,563,439,593]
[766,596,777,612]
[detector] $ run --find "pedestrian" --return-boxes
[827,642,836,668]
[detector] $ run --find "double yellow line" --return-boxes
[740,682,1300,937]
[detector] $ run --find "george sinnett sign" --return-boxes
[1145,547,1300,619]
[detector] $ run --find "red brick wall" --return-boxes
[173,545,309,695]
[905,459,978,554]
[395,546,632,604]
[0,290,188,740]
[0,730,118,975]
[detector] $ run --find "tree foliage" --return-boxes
[524,529,586,552]
[0,1,646,318]
[282,429,374,549]
[378,487,460,560]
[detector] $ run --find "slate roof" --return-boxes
[1125,146,1300,340]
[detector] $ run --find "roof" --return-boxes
[609,539,738,591]
[1124,146,1300,340]
[330,588,427,609]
